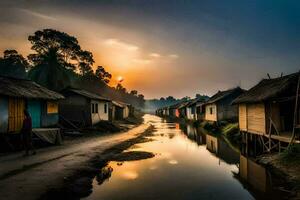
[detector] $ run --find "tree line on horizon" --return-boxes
[144,94,209,112]
[0,29,145,108]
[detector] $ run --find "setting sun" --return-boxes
[117,76,124,82]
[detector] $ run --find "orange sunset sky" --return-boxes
[0,1,299,98]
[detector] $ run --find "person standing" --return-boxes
[21,109,36,156]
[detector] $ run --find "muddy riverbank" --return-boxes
[257,153,300,199]
[39,125,155,200]
[0,123,150,200]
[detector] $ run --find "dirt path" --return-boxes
[0,124,150,200]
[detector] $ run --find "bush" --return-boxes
[222,123,241,146]
[222,123,239,136]
[281,144,300,162]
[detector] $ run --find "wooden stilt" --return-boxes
[289,71,300,147]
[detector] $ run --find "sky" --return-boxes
[0,0,300,99]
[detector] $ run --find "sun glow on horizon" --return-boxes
[117,76,124,83]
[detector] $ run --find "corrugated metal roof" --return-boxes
[0,76,64,100]
[67,88,111,101]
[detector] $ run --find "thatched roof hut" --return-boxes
[204,87,244,122]
[233,72,300,145]
[233,72,299,104]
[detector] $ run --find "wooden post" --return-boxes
[289,71,300,147]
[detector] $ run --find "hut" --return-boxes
[204,87,244,123]
[110,101,131,121]
[0,76,64,145]
[59,88,111,127]
[186,99,207,121]
[177,101,191,118]
[233,72,300,153]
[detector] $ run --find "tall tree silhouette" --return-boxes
[28,29,96,90]
[95,66,112,83]
[0,49,29,79]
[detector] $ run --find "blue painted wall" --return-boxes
[0,97,8,133]
[41,102,59,127]
[28,100,41,128]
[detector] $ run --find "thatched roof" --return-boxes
[186,98,206,107]
[0,76,64,100]
[66,88,111,101]
[170,101,190,109]
[206,87,244,104]
[233,72,300,104]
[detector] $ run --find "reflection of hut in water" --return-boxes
[239,155,268,192]
[206,134,239,164]
[185,124,206,145]
[236,155,291,199]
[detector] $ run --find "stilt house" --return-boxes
[204,87,244,123]
[233,72,300,152]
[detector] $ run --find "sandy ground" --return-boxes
[0,123,150,200]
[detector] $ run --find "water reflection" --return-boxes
[85,115,288,200]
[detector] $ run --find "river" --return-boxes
[84,114,288,200]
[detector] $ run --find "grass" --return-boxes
[221,123,241,148]
[280,144,300,164]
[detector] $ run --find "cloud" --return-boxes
[169,54,179,59]
[104,38,139,51]
[149,53,161,58]
[17,8,57,21]
[133,58,151,64]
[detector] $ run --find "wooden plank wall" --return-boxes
[238,103,266,135]
[239,104,247,131]
[205,104,217,121]
[8,97,25,132]
[247,104,266,135]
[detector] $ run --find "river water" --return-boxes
[84,114,287,200]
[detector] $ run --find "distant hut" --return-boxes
[0,76,64,145]
[110,101,131,121]
[186,99,206,121]
[233,72,300,153]
[59,88,111,127]
[177,101,190,118]
[204,87,244,123]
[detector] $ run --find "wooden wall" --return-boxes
[8,97,25,132]
[239,104,247,131]
[205,104,217,121]
[59,94,91,126]
[239,103,266,135]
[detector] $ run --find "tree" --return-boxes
[78,50,94,76]
[0,49,29,79]
[28,48,73,91]
[27,29,98,90]
[166,96,176,102]
[116,83,127,93]
[95,66,112,83]
[138,94,145,100]
[28,29,81,69]
[130,90,138,96]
